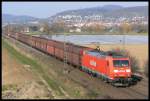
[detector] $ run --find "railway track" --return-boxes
[69,67,148,99]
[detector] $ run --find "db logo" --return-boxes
[90,60,96,67]
[118,70,125,72]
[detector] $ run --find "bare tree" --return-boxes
[120,22,131,33]
[42,22,51,34]
[50,19,67,33]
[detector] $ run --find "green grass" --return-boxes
[42,75,64,96]
[49,31,148,35]
[74,89,81,97]
[23,31,148,36]
[2,38,64,96]
[27,31,44,35]
[84,90,99,99]
[2,84,17,91]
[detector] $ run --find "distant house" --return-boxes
[24,27,30,32]
[22,25,39,33]
[76,28,81,32]
[39,27,44,32]
[69,28,81,33]
[69,29,74,32]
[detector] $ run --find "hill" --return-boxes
[2,14,40,24]
[51,5,148,18]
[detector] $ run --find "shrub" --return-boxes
[109,48,140,73]
[129,56,140,73]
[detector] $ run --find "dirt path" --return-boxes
[3,37,148,99]
[2,48,37,85]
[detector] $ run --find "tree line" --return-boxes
[3,21,148,35]
[42,21,148,34]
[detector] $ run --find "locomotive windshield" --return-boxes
[113,60,129,67]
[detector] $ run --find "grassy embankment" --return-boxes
[2,38,65,97]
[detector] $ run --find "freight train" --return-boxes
[5,32,142,87]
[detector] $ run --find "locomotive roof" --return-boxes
[87,50,127,58]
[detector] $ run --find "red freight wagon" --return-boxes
[55,48,64,60]
[67,44,93,66]
[11,32,18,39]
[66,43,73,52]
[26,35,32,45]
[65,43,74,64]
[72,53,81,66]
[9,32,16,39]
[35,37,41,49]
[66,52,72,63]
[35,38,41,49]
[72,45,84,54]
[31,36,37,47]
[17,33,22,42]
[18,33,27,44]
[22,34,31,45]
[47,40,55,56]
[71,44,92,55]
[34,36,45,51]
[39,38,47,52]
[54,40,64,49]
[55,48,63,59]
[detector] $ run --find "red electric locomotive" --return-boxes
[81,49,132,86]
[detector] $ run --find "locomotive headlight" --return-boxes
[114,70,118,73]
[126,69,131,72]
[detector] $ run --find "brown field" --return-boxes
[83,44,148,71]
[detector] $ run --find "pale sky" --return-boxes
[2,2,148,18]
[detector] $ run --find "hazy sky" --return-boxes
[2,2,148,18]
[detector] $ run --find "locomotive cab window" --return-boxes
[113,60,129,67]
